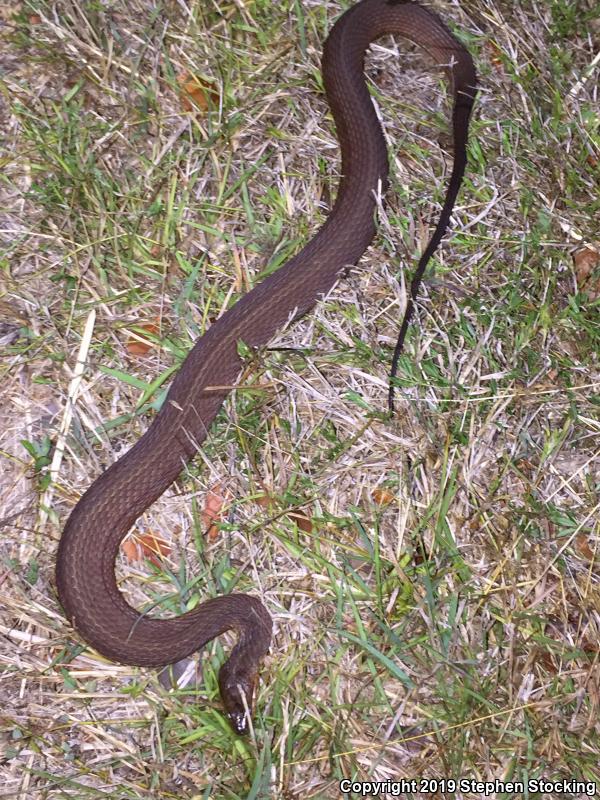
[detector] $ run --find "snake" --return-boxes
[56,0,476,735]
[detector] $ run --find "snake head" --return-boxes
[218,661,258,735]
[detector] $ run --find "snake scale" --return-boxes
[56,0,477,733]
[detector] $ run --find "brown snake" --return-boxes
[56,0,476,734]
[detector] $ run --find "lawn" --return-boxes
[1,0,599,797]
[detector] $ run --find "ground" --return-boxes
[1,0,599,798]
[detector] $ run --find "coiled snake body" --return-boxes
[56,0,476,734]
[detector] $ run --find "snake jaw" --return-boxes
[218,663,257,735]
[227,709,249,736]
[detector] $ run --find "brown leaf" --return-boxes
[254,491,313,531]
[177,71,219,113]
[203,482,231,542]
[371,487,395,505]
[288,510,313,533]
[574,533,595,561]
[255,494,272,509]
[122,531,172,567]
[535,648,558,675]
[573,243,600,300]
[126,320,161,356]
[486,41,505,72]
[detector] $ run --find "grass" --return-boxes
[1,0,599,797]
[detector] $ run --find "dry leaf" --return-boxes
[535,648,558,675]
[249,489,315,532]
[256,492,313,531]
[371,487,395,505]
[122,531,172,567]
[126,320,160,356]
[574,533,595,561]
[203,482,231,542]
[288,510,313,533]
[486,41,505,72]
[177,71,219,113]
[573,243,600,300]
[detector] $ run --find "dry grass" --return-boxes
[1,0,599,797]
